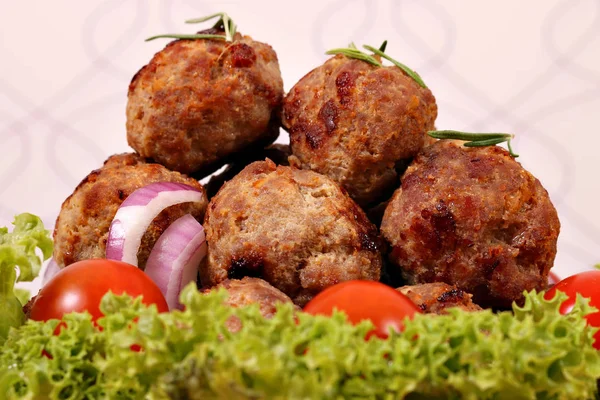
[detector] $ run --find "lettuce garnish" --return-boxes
[1,285,599,399]
[0,213,52,343]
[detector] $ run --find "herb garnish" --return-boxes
[146,12,237,42]
[326,40,427,88]
[326,42,382,67]
[428,130,519,158]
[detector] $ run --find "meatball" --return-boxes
[53,153,208,269]
[398,282,482,314]
[203,143,291,199]
[202,159,382,306]
[206,277,299,332]
[127,29,284,175]
[282,54,437,206]
[381,141,560,309]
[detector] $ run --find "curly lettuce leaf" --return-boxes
[1,286,599,400]
[0,213,53,343]
[0,213,53,282]
[13,288,31,306]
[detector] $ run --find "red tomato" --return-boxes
[303,280,422,339]
[545,270,600,349]
[29,259,169,323]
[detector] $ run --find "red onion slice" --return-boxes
[42,258,61,286]
[106,182,204,266]
[144,214,207,310]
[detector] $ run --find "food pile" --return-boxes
[1,12,599,399]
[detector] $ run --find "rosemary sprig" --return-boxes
[146,12,237,42]
[427,130,519,157]
[363,44,426,88]
[145,33,226,42]
[325,40,427,88]
[326,45,381,67]
[187,12,237,42]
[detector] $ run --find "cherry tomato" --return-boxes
[303,280,422,339]
[29,259,168,323]
[545,270,600,349]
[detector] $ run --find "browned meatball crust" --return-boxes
[282,54,437,206]
[202,159,382,306]
[206,277,299,332]
[381,141,560,309]
[127,30,284,175]
[398,282,482,314]
[213,277,299,316]
[203,143,291,199]
[53,153,208,269]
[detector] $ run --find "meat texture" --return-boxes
[203,144,291,199]
[127,30,284,175]
[398,282,482,314]
[282,54,437,206]
[381,141,560,309]
[206,277,299,332]
[53,153,208,269]
[202,159,382,306]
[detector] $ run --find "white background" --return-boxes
[1,0,599,290]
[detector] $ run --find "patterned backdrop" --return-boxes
[1,0,599,291]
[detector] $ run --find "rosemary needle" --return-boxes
[325,47,381,66]
[325,41,426,88]
[145,33,226,42]
[463,137,510,147]
[427,130,519,158]
[363,44,426,88]
[185,12,225,24]
[428,130,513,141]
[146,12,237,42]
